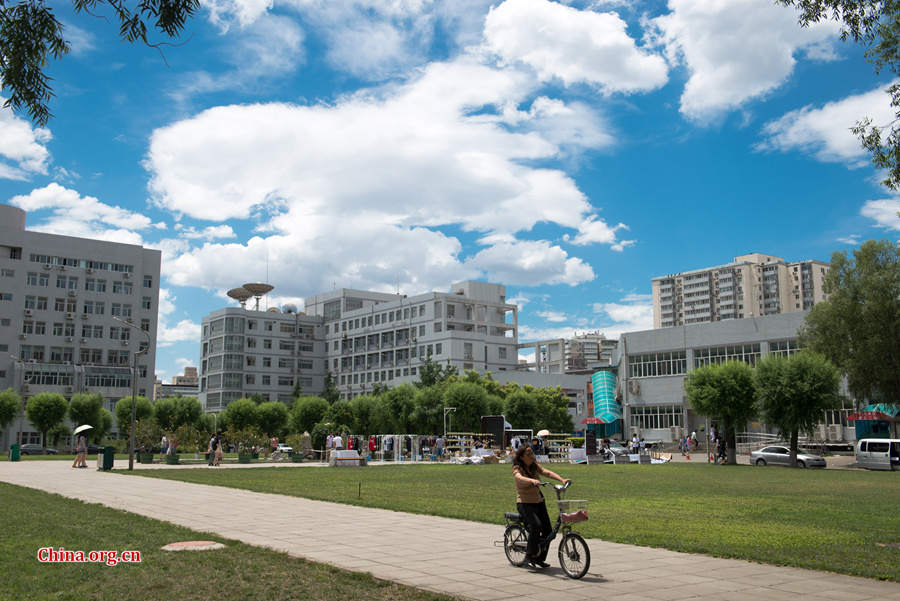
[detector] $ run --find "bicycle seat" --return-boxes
[505,512,521,523]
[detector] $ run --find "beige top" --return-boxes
[513,463,562,503]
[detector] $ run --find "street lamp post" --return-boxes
[113,317,151,471]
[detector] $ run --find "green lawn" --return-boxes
[128,463,900,581]
[0,482,455,601]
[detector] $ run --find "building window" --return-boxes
[630,405,682,429]
[628,351,687,379]
[142,296,151,310]
[769,339,800,357]
[262,375,270,385]
[27,272,38,285]
[499,347,507,360]
[263,357,271,367]
[143,275,153,288]
[693,344,761,368]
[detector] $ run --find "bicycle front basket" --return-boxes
[557,499,588,523]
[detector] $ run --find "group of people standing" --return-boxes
[207,432,224,466]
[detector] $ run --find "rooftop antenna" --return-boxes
[243,283,274,311]
[227,287,253,309]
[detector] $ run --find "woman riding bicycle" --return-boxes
[512,444,571,568]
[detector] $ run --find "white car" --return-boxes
[276,443,293,454]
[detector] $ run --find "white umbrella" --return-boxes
[73,424,93,435]
[537,429,551,438]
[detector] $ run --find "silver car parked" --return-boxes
[750,445,826,468]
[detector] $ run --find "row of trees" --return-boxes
[222,369,574,450]
[0,390,118,449]
[686,352,841,467]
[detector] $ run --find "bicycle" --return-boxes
[502,481,591,579]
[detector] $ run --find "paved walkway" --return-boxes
[1,461,898,601]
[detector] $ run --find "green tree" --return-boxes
[1,0,200,125]
[152,397,179,430]
[290,395,329,434]
[67,392,103,432]
[755,352,841,467]
[256,401,289,437]
[290,380,303,401]
[94,408,113,443]
[249,392,266,405]
[348,394,379,435]
[383,384,416,433]
[114,396,152,435]
[410,386,444,434]
[443,382,487,432]
[504,390,538,430]
[684,361,757,465]
[222,398,258,430]
[415,353,458,388]
[802,240,900,404]
[485,394,505,417]
[172,395,202,428]
[48,422,70,448]
[25,392,67,448]
[325,400,353,432]
[322,371,341,404]
[532,386,574,433]
[0,388,21,436]
[778,1,900,188]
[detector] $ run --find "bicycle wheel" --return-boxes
[504,525,528,567]
[558,532,590,579]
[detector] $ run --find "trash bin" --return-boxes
[100,446,115,471]
[9,443,19,462]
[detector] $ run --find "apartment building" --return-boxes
[651,253,829,329]
[199,281,519,410]
[517,331,617,374]
[0,204,161,447]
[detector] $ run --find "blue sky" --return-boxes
[2,0,899,380]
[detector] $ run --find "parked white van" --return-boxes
[855,438,900,471]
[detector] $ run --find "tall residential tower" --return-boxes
[651,253,829,329]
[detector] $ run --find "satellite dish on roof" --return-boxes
[267,307,281,313]
[243,282,274,311]
[227,287,252,308]
[282,303,298,314]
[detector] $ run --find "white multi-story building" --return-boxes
[517,332,617,374]
[651,253,829,328]
[199,281,519,409]
[0,204,161,447]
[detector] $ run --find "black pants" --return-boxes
[517,501,551,562]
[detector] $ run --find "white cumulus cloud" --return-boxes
[8,183,152,244]
[648,0,839,121]
[860,198,900,231]
[0,99,52,180]
[759,82,897,166]
[483,0,668,93]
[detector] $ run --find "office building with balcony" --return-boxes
[652,253,829,328]
[0,204,161,448]
[199,280,519,410]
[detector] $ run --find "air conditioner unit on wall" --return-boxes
[67,290,76,297]
[43,264,51,270]
[120,339,129,346]
[66,337,73,342]
[628,380,640,395]
[24,308,32,316]
[65,313,74,320]
[827,424,843,441]
[123,273,130,279]
[81,313,88,319]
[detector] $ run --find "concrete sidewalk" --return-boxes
[1,461,897,601]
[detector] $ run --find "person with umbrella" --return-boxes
[72,425,92,469]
